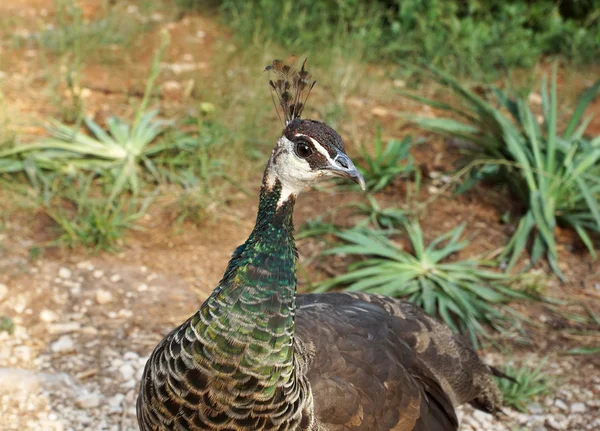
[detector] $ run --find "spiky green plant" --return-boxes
[0,30,172,202]
[350,195,406,230]
[45,175,154,252]
[316,221,528,345]
[495,360,550,412]
[355,130,417,193]
[405,65,600,279]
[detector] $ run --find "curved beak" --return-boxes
[330,152,366,191]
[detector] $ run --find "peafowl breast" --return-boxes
[137,58,502,431]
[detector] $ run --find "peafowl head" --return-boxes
[265,57,365,204]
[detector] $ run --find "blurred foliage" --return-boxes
[495,360,551,412]
[218,0,600,77]
[317,221,530,346]
[406,65,600,279]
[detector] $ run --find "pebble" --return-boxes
[554,399,568,411]
[39,310,59,323]
[118,363,135,381]
[571,402,586,413]
[109,274,121,283]
[92,270,104,279]
[76,392,101,409]
[48,322,81,334]
[0,283,7,301]
[528,402,544,414]
[58,268,72,279]
[50,335,75,353]
[95,290,113,305]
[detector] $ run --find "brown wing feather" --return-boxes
[295,294,460,431]
[295,292,502,431]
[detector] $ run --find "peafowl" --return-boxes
[137,58,502,431]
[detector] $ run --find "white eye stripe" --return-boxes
[293,133,336,164]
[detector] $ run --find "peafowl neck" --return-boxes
[194,171,299,395]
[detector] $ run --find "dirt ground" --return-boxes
[0,1,599,430]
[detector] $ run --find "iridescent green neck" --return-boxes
[194,179,298,392]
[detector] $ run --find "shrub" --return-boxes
[316,221,529,345]
[406,65,600,279]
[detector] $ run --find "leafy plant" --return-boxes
[316,221,529,345]
[350,195,406,230]
[355,130,417,193]
[0,316,14,334]
[495,360,550,412]
[220,0,600,78]
[406,65,600,279]
[297,217,339,240]
[0,30,172,201]
[44,175,154,252]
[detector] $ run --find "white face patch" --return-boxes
[265,135,338,207]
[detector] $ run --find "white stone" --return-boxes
[555,399,568,411]
[58,267,72,279]
[48,322,81,334]
[109,274,121,283]
[50,335,74,353]
[92,270,104,279]
[571,402,586,413]
[118,363,135,381]
[39,310,59,323]
[76,392,101,409]
[137,283,148,292]
[95,290,113,305]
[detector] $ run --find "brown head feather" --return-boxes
[266,56,316,126]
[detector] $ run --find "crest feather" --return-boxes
[265,56,316,126]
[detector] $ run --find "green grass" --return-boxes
[44,175,154,252]
[495,360,551,412]
[218,0,600,79]
[354,130,418,193]
[11,0,155,60]
[316,221,529,345]
[0,316,14,334]
[350,195,406,231]
[0,31,171,201]
[406,65,600,279]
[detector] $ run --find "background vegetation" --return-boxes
[0,0,599,417]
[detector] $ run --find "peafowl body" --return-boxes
[137,59,502,431]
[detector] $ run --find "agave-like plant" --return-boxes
[316,221,529,345]
[0,30,173,202]
[356,128,417,192]
[404,64,600,279]
[495,360,550,412]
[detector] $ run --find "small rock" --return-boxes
[58,267,71,279]
[107,393,125,413]
[371,106,389,117]
[571,402,586,413]
[137,283,148,292]
[39,310,59,323]
[554,399,568,411]
[528,402,544,415]
[76,392,101,409]
[48,322,81,334]
[95,290,113,305]
[50,335,74,353]
[92,270,104,279]
[109,274,121,283]
[0,283,7,302]
[118,363,135,381]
